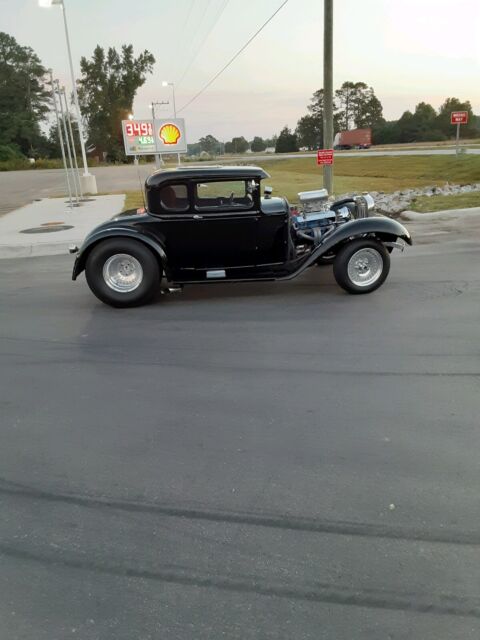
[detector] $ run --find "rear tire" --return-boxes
[85,238,161,307]
[333,238,390,294]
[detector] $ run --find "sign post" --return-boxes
[451,111,468,156]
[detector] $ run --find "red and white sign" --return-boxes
[451,111,468,125]
[317,149,334,165]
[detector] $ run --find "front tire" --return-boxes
[85,238,161,307]
[333,238,390,294]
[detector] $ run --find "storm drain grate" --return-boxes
[20,222,74,234]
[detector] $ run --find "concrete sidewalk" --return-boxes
[0,195,125,259]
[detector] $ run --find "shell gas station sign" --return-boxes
[122,118,187,156]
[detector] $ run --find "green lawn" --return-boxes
[410,191,480,213]
[259,155,480,200]
[122,155,480,211]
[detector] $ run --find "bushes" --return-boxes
[0,155,63,171]
[0,144,24,161]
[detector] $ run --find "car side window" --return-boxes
[195,180,254,211]
[159,184,189,212]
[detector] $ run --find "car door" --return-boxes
[144,183,199,269]
[191,179,259,268]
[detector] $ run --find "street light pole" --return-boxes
[39,0,97,193]
[323,0,334,195]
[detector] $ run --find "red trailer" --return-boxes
[334,128,372,150]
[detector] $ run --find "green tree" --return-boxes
[436,97,478,138]
[334,81,383,130]
[199,134,220,154]
[250,136,266,152]
[264,135,277,149]
[78,44,155,161]
[187,142,202,156]
[354,88,384,129]
[296,114,322,149]
[372,120,401,145]
[410,102,445,141]
[275,126,298,153]
[307,87,342,134]
[225,136,249,153]
[335,81,362,129]
[0,32,50,156]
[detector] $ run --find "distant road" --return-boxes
[1,147,479,215]
[242,148,480,162]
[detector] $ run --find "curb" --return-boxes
[400,207,480,222]
[0,241,77,259]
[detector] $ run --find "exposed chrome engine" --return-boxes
[293,189,374,246]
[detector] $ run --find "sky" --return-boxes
[2,0,480,142]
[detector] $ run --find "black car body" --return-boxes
[72,166,411,307]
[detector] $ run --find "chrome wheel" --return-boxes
[347,248,383,287]
[102,254,143,293]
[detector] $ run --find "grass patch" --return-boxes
[410,191,480,213]
[124,190,145,211]
[259,155,480,200]
[121,155,480,210]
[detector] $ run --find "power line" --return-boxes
[177,0,289,113]
[176,0,230,89]
[174,0,214,83]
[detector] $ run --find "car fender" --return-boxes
[313,216,411,260]
[72,227,167,280]
[279,216,411,281]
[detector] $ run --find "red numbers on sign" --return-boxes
[125,121,153,137]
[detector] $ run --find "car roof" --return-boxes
[146,165,270,188]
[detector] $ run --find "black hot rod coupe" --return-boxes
[71,166,411,307]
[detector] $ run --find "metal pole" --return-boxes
[57,81,79,205]
[456,122,460,156]
[61,0,91,178]
[171,84,181,166]
[50,71,73,208]
[61,87,83,199]
[151,103,161,169]
[323,0,334,195]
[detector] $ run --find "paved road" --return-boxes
[238,148,480,163]
[0,165,154,217]
[1,145,479,215]
[1,216,480,639]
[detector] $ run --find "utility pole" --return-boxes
[323,0,334,195]
[150,101,169,169]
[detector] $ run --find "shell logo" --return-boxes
[159,123,181,145]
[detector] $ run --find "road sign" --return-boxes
[317,149,334,165]
[451,111,468,125]
[451,112,469,157]
[122,118,187,156]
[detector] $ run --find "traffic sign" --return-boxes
[317,149,334,165]
[451,111,468,125]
